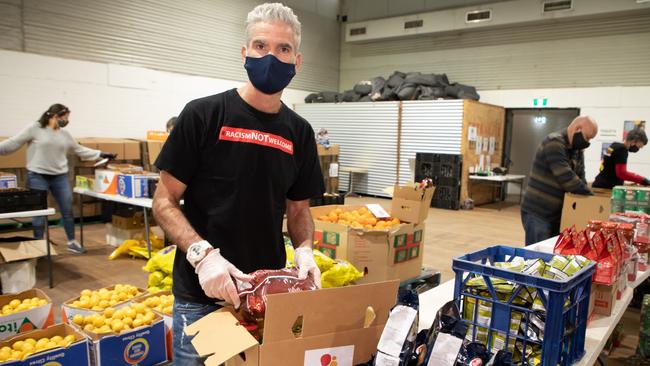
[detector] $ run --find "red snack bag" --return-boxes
[237,268,317,322]
[554,226,576,254]
[593,234,619,285]
[574,230,591,257]
[587,231,605,261]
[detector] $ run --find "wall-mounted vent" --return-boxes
[466,9,492,23]
[404,19,423,29]
[349,27,366,36]
[543,0,573,12]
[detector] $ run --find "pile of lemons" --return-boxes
[0,334,76,362]
[316,207,402,230]
[68,284,141,311]
[140,294,173,315]
[1,297,49,316]
[72,303,156,335]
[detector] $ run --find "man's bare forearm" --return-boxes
[286,202,314,249]
[152,197,202,253]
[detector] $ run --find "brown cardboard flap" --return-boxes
[263,280,399,343]
[187,309,259,366]
[317,145,340,156]
[0,239,57,263]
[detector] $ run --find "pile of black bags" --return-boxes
[304,71,479,103]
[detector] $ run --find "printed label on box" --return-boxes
[304,345,354,366]
[0,304,54,340]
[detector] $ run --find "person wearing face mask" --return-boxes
[0,103,116,253]
[151,3,324,363]
[520,116,599,245]
[592,128,649,189]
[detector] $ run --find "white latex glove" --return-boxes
[194,249,253,308]
[295,247,322,288]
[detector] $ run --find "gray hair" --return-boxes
[246,3,302,50]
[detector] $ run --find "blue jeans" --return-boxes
[172,298,221,365]
[521,210,560,246]
[27,171,75,241]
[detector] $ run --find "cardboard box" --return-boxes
[0,137,27,169]
[133,291,172,362]
[75,175,95,191]
[317,144,340,156]
[146,141,165,166]
[146,131,168,142]
[187,280,399,366]
[560,192,612,231]
[593,282,617,316]
[78,138,141,161]
[311,205,424,283]
[81,315,167,366]
[0,323,90,365]
[0,289,54,340]
[104,223,147,247]
[95,169,119,194]
[111,213,145,230]
[0,237,58,265]
[390,184,435,224]
[61,285,146,324]
[0,172,17,189]
[117,173,157,198]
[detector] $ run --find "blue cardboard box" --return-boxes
[0,323,90,365]
[85,316,167,366]
[117,173,157,199]
[0,173,17,189]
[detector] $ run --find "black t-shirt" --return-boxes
[593,142,628,189]
[155,89,325,304]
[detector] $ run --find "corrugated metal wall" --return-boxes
[398,100,463,184]
[339,11,650,91]
[295,102,400,197]
[2,0,339,91]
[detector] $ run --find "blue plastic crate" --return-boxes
[452,245,595,366]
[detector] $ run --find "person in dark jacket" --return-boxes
[593,128,649,189]
[521,116,598,245]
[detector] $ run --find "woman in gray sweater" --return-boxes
[0,104,114,254]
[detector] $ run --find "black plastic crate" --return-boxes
[415,153,462,182]
[415,152,461,165]
[310,194,344,207]
[147,179,159,198]
[0,188,47,214]
[435,177,460,187]
[434,185,461,201]
[431,198,460,210]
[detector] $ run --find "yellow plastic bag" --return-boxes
[313,249,335,272]
[108,240,141,260]
[321,260,364,288]
[128,245,153,259]
[148,271,165,287]
[285,244,296,268]
[143,245,177,274]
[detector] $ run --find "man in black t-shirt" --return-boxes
[152,4,324,364]
[593,128,649,189]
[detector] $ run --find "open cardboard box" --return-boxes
[560,191,611,231]
[187,280,399,366]
[61,285,147,323]
[132,290,173,361]
[0,288,54,340]
[0,238,57,264]
[390,184,435,224]
[311,205,425,283]
[0,323,90,366]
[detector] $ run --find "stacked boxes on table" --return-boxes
[611,185,650,214]
[311,183,434,283]
[453,246,595,366]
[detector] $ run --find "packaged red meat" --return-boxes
[236,268,317,322]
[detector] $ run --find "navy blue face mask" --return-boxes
[244,54,296,94]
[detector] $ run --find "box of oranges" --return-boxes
[70,302,167,365]
[311,205,425,283]
[0,289,54,341]
[0,323,89,365]
[61,284,145,324]
[133,291,173,361]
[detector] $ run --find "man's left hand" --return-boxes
[295,247,321,288]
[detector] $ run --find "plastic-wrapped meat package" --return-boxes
[237,268,317,321]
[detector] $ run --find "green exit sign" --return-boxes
[533,98,548,107]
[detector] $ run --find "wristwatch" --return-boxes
[186,241,215,268]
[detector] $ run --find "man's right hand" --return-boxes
[194,249,253,308]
